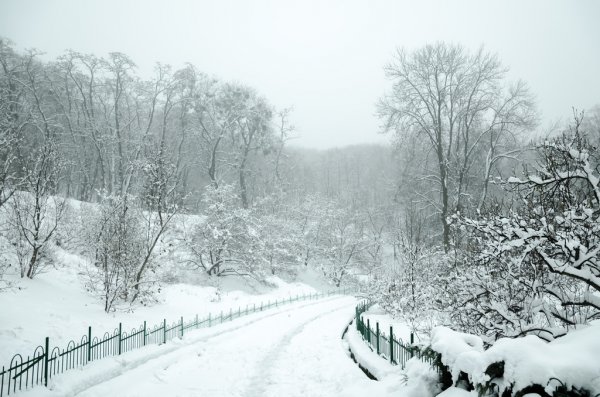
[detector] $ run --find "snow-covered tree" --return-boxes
[375,207,444,335]
[319,206,370,287]
[254,196,303,277]
[83,194,147,312]
[130,144,181,302]
[379,42,536,249]
[186,184,263,277]
[9,142,67,279]
[0,38,24,209]
[295,195,327,269]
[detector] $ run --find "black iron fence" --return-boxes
[354,300,436,369]
[1,288,350,396]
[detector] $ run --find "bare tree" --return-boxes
[379,42,536,250]
[227,86,274,208]
[272,107,295,187]
[10,143,66,278]
[192,78,244,187]
[8,49,68,279]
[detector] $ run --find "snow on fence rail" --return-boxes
[0,288,351,396]
[354,300,436,370]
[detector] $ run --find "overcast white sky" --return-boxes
[1,0,598,149]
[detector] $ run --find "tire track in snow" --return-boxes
[242,301,352,397]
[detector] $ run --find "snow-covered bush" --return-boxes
[449,117,600,341]
[83,194,149,312]
[375,238,446,335]
[186,184,265,278]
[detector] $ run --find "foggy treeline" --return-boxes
[0,38,398,208]
[0,37,399,310]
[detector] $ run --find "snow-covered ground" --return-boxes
[0,260,331,364]
[16,296,393,397]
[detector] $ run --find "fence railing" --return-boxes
[354,300,435,369]
[1,288,350,396]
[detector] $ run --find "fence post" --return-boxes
[355,307,359,331]
[118,323,122,355]
[229,308,232,321]
[209,312,212,327]
[220,310,223,323]
[367,319,371,345]
[390,326,394,364]
[87,326,92,362]
[143,321,147,346]
[195,314,199,328]
[376,322,380,354]
[180,316,184,338]
[44,336,49,387]
[410,332,415,358]
[163,319,167,344]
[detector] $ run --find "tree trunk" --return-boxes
[26,246,39,279]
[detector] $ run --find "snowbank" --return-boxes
[345,322,399,380]
[430,326,485,383]
[429,325,600,395]
[344,320,441,397]
[437,387,478,397]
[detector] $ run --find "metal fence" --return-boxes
[354,300,436,369]
[1,288,350,396]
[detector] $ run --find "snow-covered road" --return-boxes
[47,296,391,397]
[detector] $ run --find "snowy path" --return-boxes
[51,295,386,397]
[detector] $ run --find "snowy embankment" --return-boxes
[0,261,327,364]
[343,314,441,396]
[0,194,334,365]
[17,296,412,397]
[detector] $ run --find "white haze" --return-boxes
[0,0,598,148]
